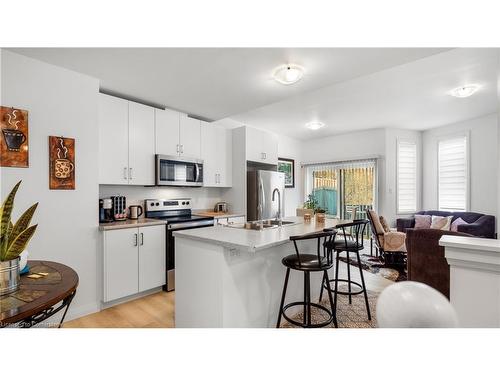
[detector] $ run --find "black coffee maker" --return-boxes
[99,198,114,223]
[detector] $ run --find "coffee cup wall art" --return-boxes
[49,136,75,190]
[0,106,29,168]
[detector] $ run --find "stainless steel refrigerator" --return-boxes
[247,170,285,221]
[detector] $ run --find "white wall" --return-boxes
[277,135,303,216]
[0,50,100,319]
[99,185,225,212]
[422,113,498,216]
[302,128,386,165]
[384,128,422,225]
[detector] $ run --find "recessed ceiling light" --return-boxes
[305,121,325,130]
[272,64,304,85]
[449,84,480,98]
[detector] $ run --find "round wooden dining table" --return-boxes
[0,260,79,328]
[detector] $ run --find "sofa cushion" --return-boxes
[414,214,431,229]
[430,215,453,230]
[451,217,468,232]
[416,210,484,225]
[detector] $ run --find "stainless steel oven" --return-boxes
[145,199,214,291]
[156,155,204,187]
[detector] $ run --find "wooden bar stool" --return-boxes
[320,220,371,320]
[276,228,338,328]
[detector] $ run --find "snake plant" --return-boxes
[0,181,38,262]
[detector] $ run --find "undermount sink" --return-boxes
[262,220,296,226]
[227,219,297,230]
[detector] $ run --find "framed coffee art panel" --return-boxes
[278,157,295,188]
[49,136,75,190]
[0,106,29,168]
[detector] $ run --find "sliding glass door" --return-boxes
[304,159,377,220]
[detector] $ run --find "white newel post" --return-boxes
[440,235,500,328]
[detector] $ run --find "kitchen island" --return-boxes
[174,216,349,328]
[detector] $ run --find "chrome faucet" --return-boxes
[272,187,282,227]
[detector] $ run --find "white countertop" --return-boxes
[193,210,245,219]
[99,218,167,231]
[173,216,351,252]
[439,235,500,253]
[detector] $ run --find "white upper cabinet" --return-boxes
[201,122,232,187]
[179,115,201,159]
[98,94,129,185]
[155,108,180,156]
[200,121,217,186]
[128,102,155,185]
[216,125,232,187]
[246,126,278,165]
[98,93,155,185]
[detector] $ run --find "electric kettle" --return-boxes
[128,205,144,220]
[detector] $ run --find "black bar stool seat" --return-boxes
[326,238,360,250]
[282,254,331,271]
[276,229,338,329]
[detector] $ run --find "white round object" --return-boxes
[19,250,29,271]
[376,281,459,328]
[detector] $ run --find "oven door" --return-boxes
[156,155,204,187]
[165,219,214,291]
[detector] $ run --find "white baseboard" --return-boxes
[100,287,163,310]
[64,301,101,323]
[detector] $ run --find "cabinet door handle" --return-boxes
[123,167,128,180]
[180,144,184,154]
[176,144,180,154]
[264,152,267,159]
[129,168,133,180]
[134,233,138,247]
[140,233,144,246]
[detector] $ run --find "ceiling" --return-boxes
[8,48,448,122]
[232,48,499,140]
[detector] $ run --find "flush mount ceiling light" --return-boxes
[449,84,480,98]
[305,121,325,130]
[272,64,304,85]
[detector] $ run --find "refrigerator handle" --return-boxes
[258,176,265,222]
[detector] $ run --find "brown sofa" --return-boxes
[406,228,472,298]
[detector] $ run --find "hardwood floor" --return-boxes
[64,262,392,328]
[63,291,175,328]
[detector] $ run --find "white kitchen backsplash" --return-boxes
[99,185,225,210]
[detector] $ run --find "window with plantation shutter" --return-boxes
[438,135,468,211]
[397,141,417,213]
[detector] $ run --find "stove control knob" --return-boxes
[182,202,186,205]
[186,201,190,205]
[150,202,154,207]
[156,202,160,206]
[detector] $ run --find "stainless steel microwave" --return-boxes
[155,155,204,187]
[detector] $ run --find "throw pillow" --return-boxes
[379,216,390,232]
[414,214,431,229]
[430,215,453,231]
[451,217,468,232]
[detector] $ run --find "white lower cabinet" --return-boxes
[103,225,165,302]
[138,226,166,292]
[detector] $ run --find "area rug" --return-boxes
[281,290,378,328]
[339,254,407,282]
